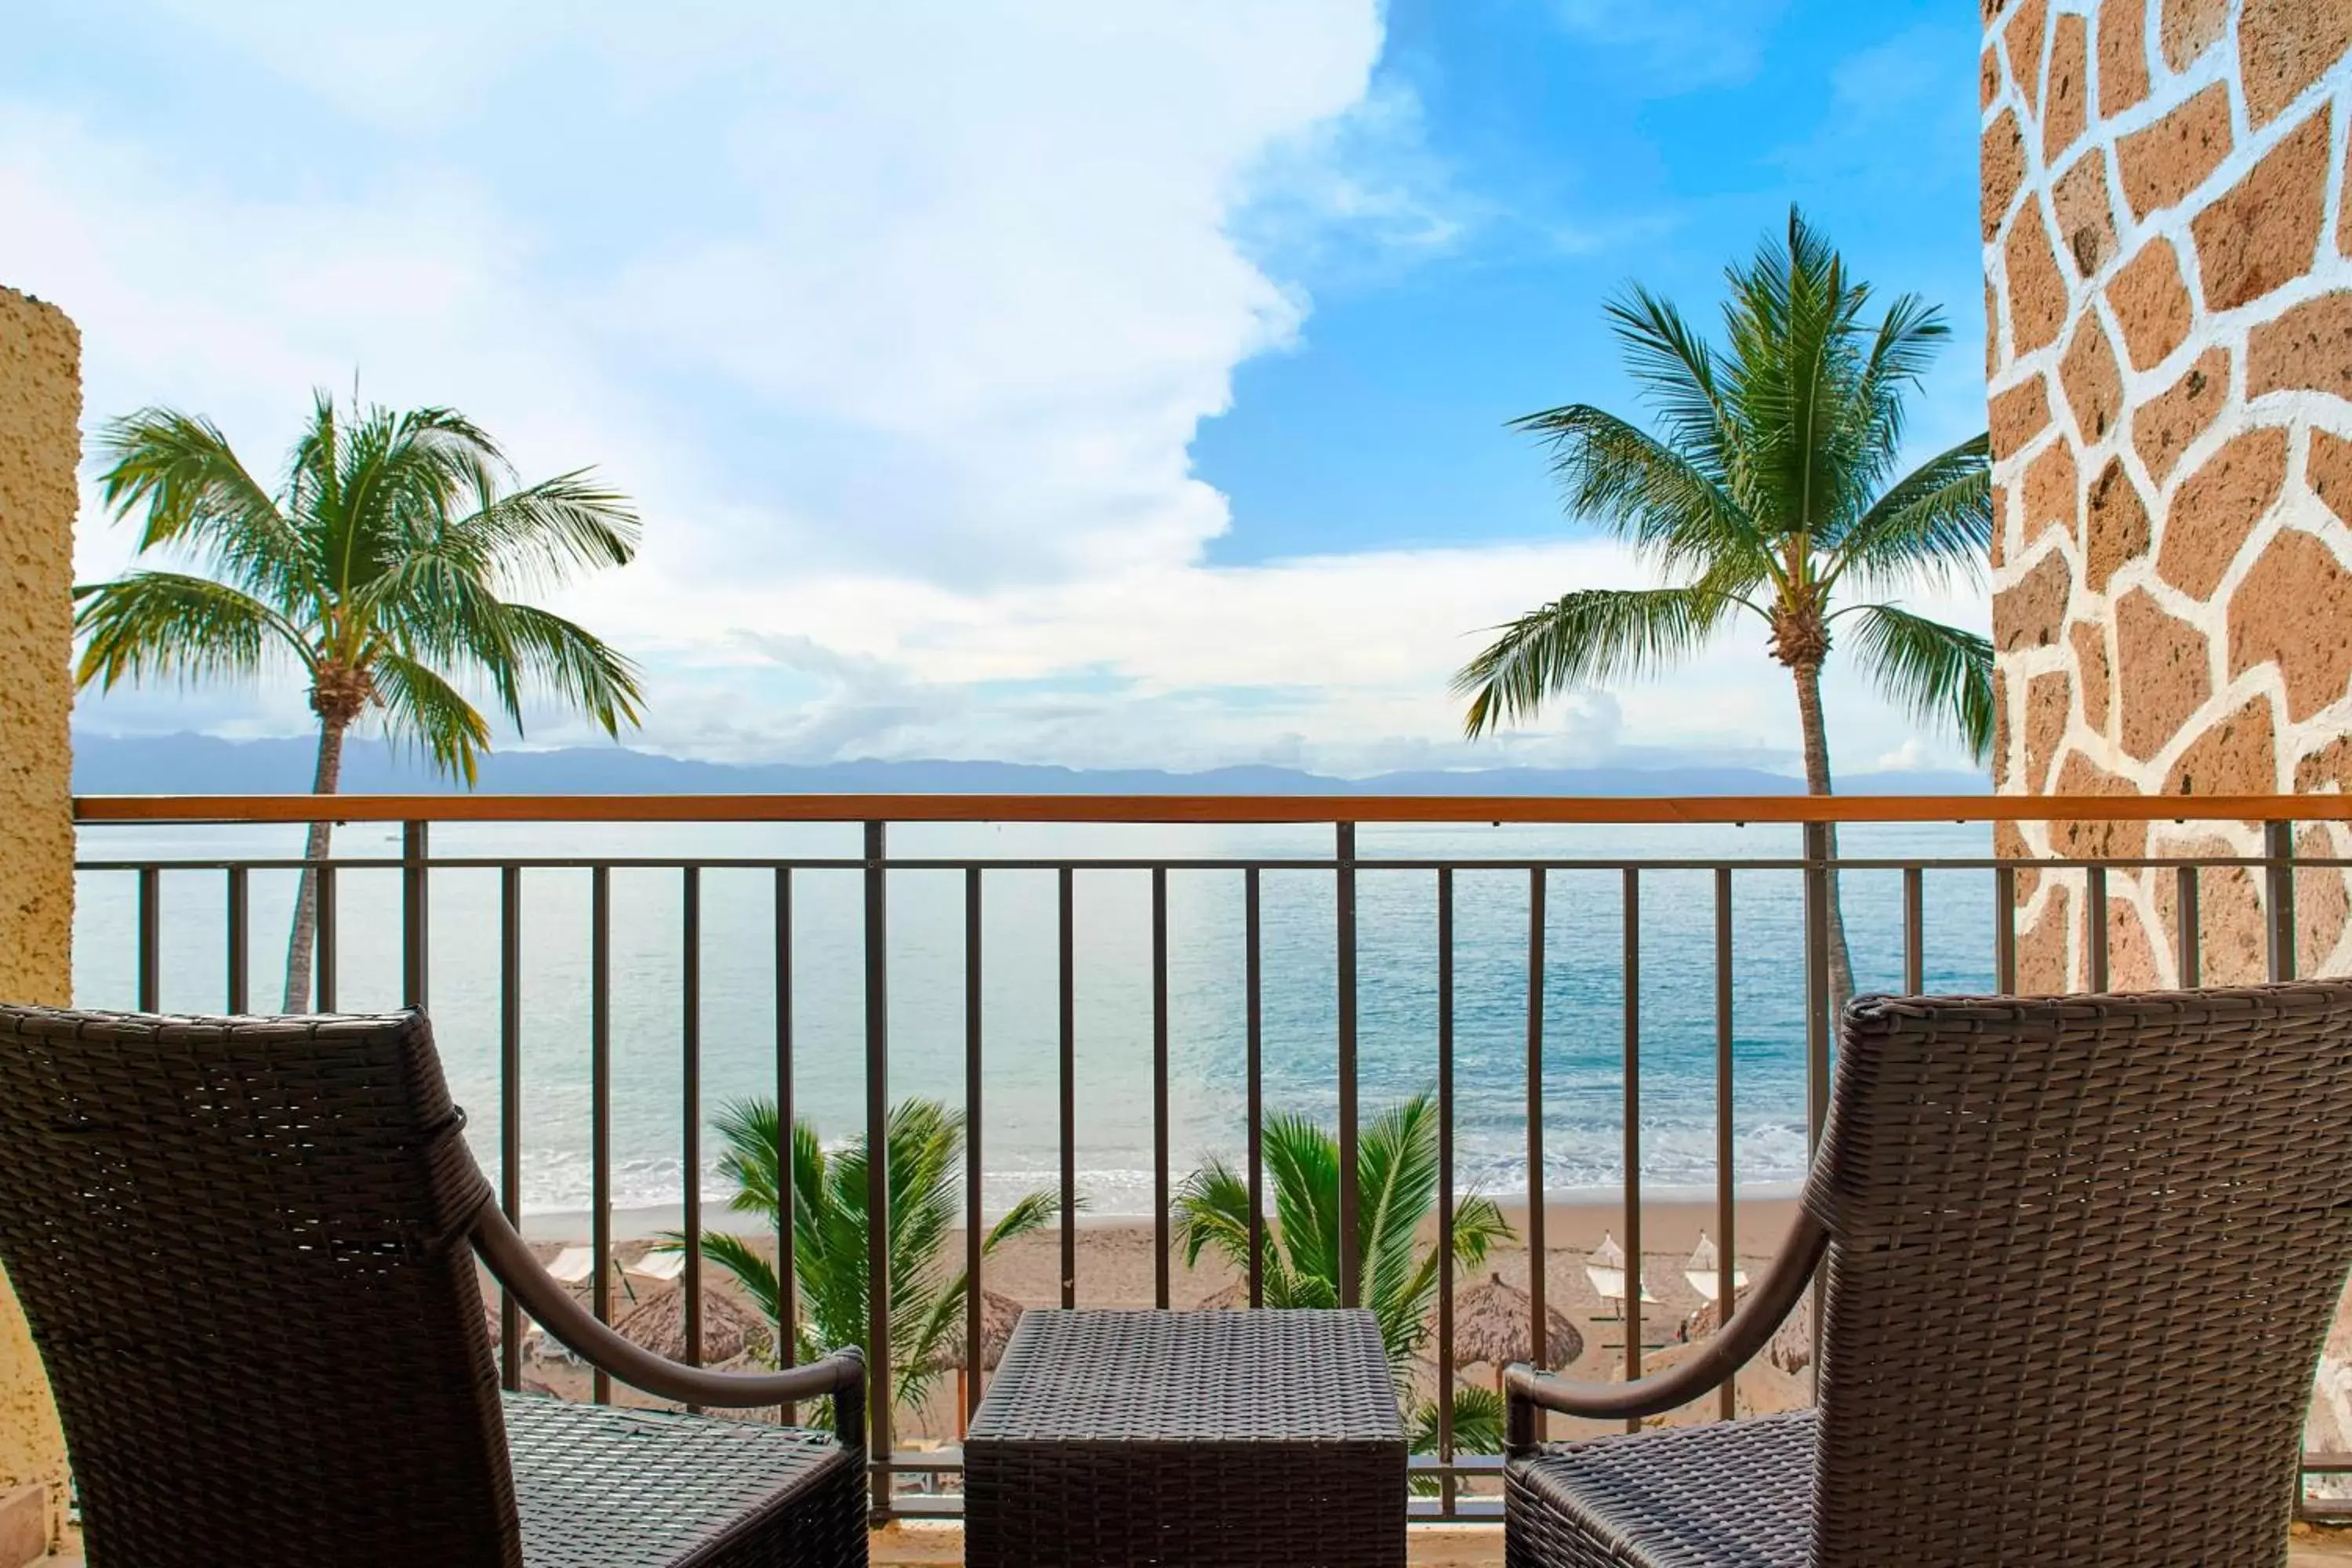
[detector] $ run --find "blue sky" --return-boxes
[5,0,1989,777]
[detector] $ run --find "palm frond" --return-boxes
[1507,405,1775,588]
[1448,1195,1512,1270]
[72,572,310,692]
[95,409,318,612]
[450,469,641,593]
[488,604,646,735]
[982,1189,1063,1251]
[1454,586,1751,738]
[1597,285,1741,485]
[1719,207,1875,544]
[369,652,493,785]
[711,1097,788,1218]
[321,404,503,606]
[1840,604,1995,762]
[1847,292,1952,491]
[1823,433,1992,594]
[1358,1097,1443,1362]
[1408,1385,1508,1457]
[701,1094,1057,1412]
[1260,1112,1341,1287]
[691,1229,784,1324]
[1172,1159,1259,1272]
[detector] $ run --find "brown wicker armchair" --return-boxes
[1504,984,2352,1568]
[0,1006,867,1568]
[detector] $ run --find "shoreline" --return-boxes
[517,1185,1806,1244]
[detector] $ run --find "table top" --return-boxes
[966,1308,1404,1445]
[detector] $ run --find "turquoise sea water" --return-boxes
[71,818,1996,1215]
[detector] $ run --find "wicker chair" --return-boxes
[0,1006,868,1568]
[1504,984,2352,1568]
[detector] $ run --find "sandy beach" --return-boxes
[495,1195,1810,1449]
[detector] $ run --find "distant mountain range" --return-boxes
[72,731,1991,797]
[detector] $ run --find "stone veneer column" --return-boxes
[1985,0,2352,991]
[0,285,78,1555]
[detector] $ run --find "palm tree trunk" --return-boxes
[281,717,349,1013]
[1791,662,1857,1016]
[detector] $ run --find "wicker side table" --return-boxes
[964,1308,1405,1568]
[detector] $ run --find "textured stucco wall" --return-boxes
[1985,0,2352,990]
[0,284,78,1551]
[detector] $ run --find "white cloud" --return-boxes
[15,1,1987,782]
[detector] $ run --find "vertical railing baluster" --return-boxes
[2085,865,2111,993]
[1802,821,1831,1384]
[225,866,249,1013]
[1994,865,2018,995]
[1526,867,1547,1439]
[682,866,703,1409]
[315,864,338,1013]
[1058,866,1076,1310]
[965,867,984,1424]
[1801,822,1831,1145]
[775,867,798,1425]
[1245,868,1265,1308]
[1622,868,1642,1432]
[401,819,429,1008]
[1152,866,1171,1310]
[1336,822,1360,1308]
[2176,865,2201,986]
[1714,866,1735,1423]
[1436,867,1457,1515]
[2267,820,2298,982]
[499,865,521,1393]
[590,865,612,1406]
[137,866,160,1012]
[1902,866,1925,995]
[863,822,891,1517]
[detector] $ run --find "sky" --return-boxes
[4,0,1989,779]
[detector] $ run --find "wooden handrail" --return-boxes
[67,791,2352,826]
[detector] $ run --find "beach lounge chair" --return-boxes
[1503,986,2352,1568]
[630,1248,689,1283]
[1582,1231,1657,1315]
[1679,1231,1746,1303]
[0,1006,869,1568]
[546,1245,597,1283]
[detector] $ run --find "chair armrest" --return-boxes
[470,1201,866,1444]
[1504,1213,1829,1440]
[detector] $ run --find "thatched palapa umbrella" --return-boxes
[920,1290,1027,1438]
[921,1288,1026,1375]
[1680,1284,1813,1376]
[1452,1273,1583,1390]
[612,1285,773,1367]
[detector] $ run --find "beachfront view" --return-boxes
[5,4,2352,1566]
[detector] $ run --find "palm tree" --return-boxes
[1173,1094,1512,1464]
[1455,211,1993,1011]
[678,1098,1060,1415]
[75,393,645,1011]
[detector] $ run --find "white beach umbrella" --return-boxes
[1682,1231,1749,1303]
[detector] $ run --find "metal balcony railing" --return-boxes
[69,791,2352,1520]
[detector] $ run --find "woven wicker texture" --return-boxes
[1504,1412,1813,1568]
[506,1395,864,1567]
[1508,984,2352,1568]
[964,1308,1403,1566]
[0,1007,863,1568]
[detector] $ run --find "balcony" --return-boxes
[53,789,2352,1562]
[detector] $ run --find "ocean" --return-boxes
[71,817,1997,1217]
